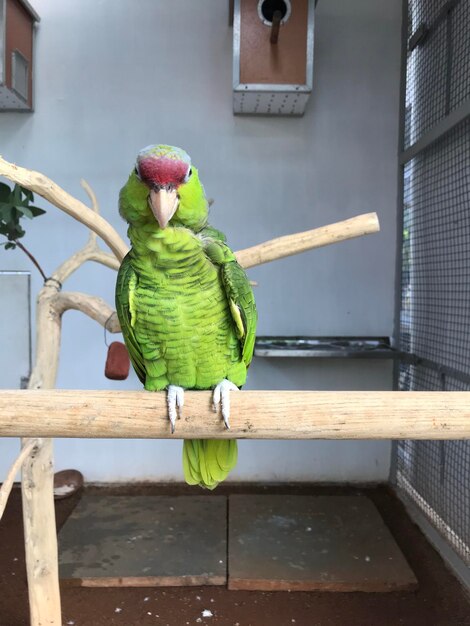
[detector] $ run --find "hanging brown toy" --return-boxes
[105,341,130,380]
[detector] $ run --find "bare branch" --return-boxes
[0,439,38,520]
[54,291,120,332]
[0,155,128,260]
[80,179,99,214]
[236,213,380,269]
[53,242,119,285]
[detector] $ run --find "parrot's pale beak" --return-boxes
[149,188,179,229]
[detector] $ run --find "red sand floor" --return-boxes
[1,484,469,626]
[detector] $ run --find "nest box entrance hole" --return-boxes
[258,0,291,25]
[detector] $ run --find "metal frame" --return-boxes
[392,0,409,387]
[400,98,470,164]
[0,270,32,388]
[232,0,314,95]
[392,0,470,589]
[0,0,5,85]
[390,0,409,483]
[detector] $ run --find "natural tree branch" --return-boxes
[14,240,48,281]
[236,212,380,269]
[54,292,120,331]
[0,155,128,260]
[0,439,38,520]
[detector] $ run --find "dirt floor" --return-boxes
[1,484,469,626]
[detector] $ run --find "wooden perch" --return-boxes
[236,212,380,269]
[1,390,469,440]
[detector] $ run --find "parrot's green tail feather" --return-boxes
[183,439,238,490]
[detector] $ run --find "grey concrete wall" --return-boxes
[0,0,401,482]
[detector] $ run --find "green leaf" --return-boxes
[14,205,34,219]
[12,184,22,205]
[20,186,34,202]
[0,183,11,202]
[0,203,14,222]
[0,182,46,250]
[15,225,25,239]
[28,205,46,217]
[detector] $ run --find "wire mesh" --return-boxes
[396,0,470,566]
[405,0,469,148]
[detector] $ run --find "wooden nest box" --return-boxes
[0,0,39,111]
[233,0,314,116]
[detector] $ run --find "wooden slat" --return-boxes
[61,575,226,588]
[0,390,469,440]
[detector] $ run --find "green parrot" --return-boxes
[115,145,257,489]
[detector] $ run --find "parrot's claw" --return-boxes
[212,379,239,429]
[167,385,185,434]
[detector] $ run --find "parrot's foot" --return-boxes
[212,379,239,429]
[167,385,185,434]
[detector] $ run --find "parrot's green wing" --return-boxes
[115,253,146,384]
[222,261,257,367]
[201,229,257,368]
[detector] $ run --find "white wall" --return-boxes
[0,0,401,483]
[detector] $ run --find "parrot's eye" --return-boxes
[183,167,192,183]
[134,166,141,180]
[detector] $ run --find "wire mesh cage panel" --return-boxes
[395,0,470,566]
[404,0,470,148]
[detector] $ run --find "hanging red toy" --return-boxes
[105,341,130,380]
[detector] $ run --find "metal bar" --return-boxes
[1,390,470,440]
[445,7,454,115]
[393,0,410,384]
[401,352,470,386]
[254,336,401,359]
[399,98,470,163]
[255,349,400,359]
[407,0,460,52]
[390,0,410,487]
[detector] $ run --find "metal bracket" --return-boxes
[408,0,460,52]
[408,23,428,52]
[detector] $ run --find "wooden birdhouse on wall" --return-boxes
[233,0,314,116]
[0,0,39,111]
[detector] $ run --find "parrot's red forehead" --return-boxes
[138,156,189,187]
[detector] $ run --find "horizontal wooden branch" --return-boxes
[236,212,380,269]
[0,390,469,440]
